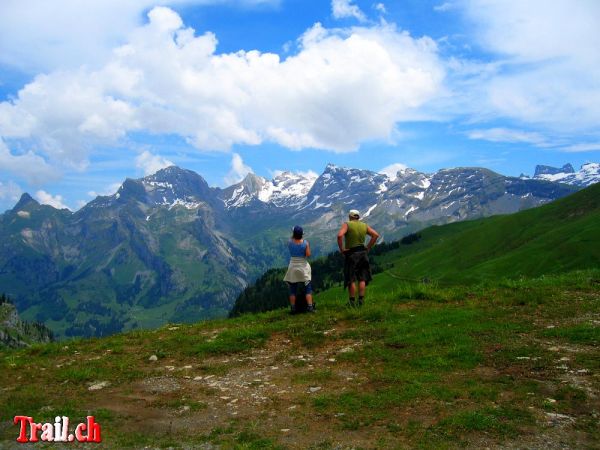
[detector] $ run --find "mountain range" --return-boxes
[530,162,600,187]
[0,161,596,338]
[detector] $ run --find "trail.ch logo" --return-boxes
[13,416,101,443]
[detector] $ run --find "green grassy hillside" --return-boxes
[378,182,599,284]
[1,270,598,448]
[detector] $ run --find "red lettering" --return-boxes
[86,416,102,443]
[75,423,87,442]
[29,422,42,442]
[13,416,31,443]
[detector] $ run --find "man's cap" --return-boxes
[293,225,303,236]
[348,209,360,218]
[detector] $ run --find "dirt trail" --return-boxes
[90,325,387,448]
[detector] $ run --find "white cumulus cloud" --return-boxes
[87,182,124,198]
[0,139,60,185]
[224,153,253,185]
[75,200,88,210]
[379,162,408,179]
[0,7,445,183]
[0,0,281,73]
[35,190,70,210]
[0,180,23,204]
[135,150,174,176]
[374,3,387,14]
[332,0,367,22]
[457,0,600,134]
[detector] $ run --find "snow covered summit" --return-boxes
[533,163,600,187]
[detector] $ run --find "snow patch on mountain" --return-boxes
[376,182,388,194]
[267,171,318,207]
[224,185,253,208]
[404,205,418,217]
[364,203,378,217]
[223,171,317,209]
[168,199,203,210]
[532,163,599,187]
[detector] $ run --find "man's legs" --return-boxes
[349,281,356,298]
[358,280,366,306]
[348,280,357,307]
[358,280,366,296]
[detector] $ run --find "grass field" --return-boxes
[372,182,600,285]
[1,268,598,448]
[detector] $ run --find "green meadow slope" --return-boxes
[1,270,598,448]
[369,182,600,284]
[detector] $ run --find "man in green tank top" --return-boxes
[337,209,380,307]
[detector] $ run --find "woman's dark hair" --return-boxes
[292,225,303,240]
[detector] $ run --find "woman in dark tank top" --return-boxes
[283,225,315,314]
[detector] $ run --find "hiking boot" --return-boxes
[358,297,364,307]
[347,298,356,308]
[307,304,316,313]
[290,305,297,315]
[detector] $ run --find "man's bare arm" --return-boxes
[337,223,348,252]
[366,226,379,251]
[305,240,311,258]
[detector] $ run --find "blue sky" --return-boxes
[1,0,599,211]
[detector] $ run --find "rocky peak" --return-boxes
[533,162,599,187]
[267,171,317,207]
[302,165,389,213]
[323,162,339,172]
[239,173,268,194]
[581,162,599,172]
[140,166,214,208]
[119,178,147,202]
[146,165,207,183]
[221,173,268,209]
[12,193,39,211]
[272,170,316,185]
[144,166,210,192]
[534,164,575,177]
[394,167,417,178]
